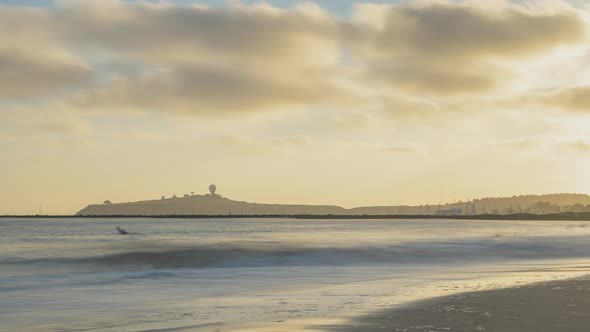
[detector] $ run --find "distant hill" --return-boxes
[76,193,590,216]
[77,194,346,216]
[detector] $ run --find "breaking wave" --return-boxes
[5,237,590,270]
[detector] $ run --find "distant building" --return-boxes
[184,194,190,198]
[103,200,112,205]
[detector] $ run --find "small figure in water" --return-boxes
[116,226,128,235]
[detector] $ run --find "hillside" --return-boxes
[76,192,590,216]
[77,194,346,216]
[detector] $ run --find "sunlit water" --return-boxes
[1,218,590,331]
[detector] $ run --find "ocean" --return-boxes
[1,217,590,331]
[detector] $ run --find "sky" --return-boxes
[1,0,590,214]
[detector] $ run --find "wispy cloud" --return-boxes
[562,139,590,152]
[217,134,315,153]
[380,143,425,155]
[331,112,374,129]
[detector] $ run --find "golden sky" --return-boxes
[1,0,589,214]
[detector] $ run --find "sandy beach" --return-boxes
[324,275,590,332]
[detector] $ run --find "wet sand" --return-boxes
[323,275,590,332]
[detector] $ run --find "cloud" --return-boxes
[218,134,315,153]
[47,1,354,114]
[381,143,425,155]
[0,0,588,120]
[72,63,349,115]
[125,130,170,143]
[533,85,590,112]
[354,1,584,60]
[368,61,504,95]
[2,107,94,141]
[350,1,586,95]
[492,136,590,154]
[562,139,590,152]
[0,7,93,99]
[36,114,93,138]
[496,137,543,150]
[55,1,340,67]
[331,112,374,129]
[0,50,92,99]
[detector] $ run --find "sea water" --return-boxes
[1,217,590,331]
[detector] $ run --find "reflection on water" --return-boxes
[1,218,590,331]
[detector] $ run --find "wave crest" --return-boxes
[6,237,590,270]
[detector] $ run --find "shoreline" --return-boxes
[2,212,590,221]
[322,275,590,332]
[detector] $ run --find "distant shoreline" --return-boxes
[2,212,590,220]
